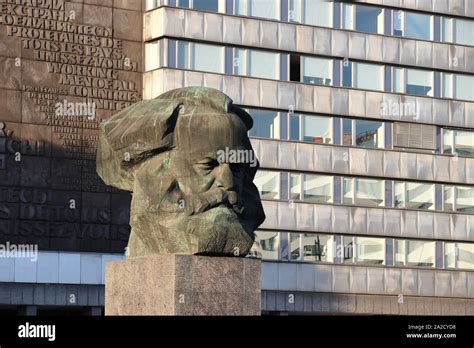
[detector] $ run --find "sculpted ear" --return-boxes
[96,99,181,191]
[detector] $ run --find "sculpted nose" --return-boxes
[215,163,234,191]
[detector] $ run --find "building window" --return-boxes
[353,62,384,91]
[442,17,474,46]
[247,109,280,139]
[443,128,474,158]
[395,239,435,267]
[302,57,332,85]
[302,114,332,144]
[394,10,432,40]
[394,182,435,210]
[177,41,224,74]
[444,185,474,213]
[445,242,474,270]
[235,0,280,20]
[255,170,280,199]
[343,177,385,207]
[177,0,225,13]
[234,48,280,80]
[343,236,385,265]
[290,173,301,200]
[441,73,474,101]
[256,231,279,260]
[394,68,433,97]
[289,232,301,260]
[303,174,333,204]
[288,0,333,27]
[302,233,335,262]
[342,3,384,34]
[341,119,385,149]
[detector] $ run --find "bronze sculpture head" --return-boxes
[96,87,265,257]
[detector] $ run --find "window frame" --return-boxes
[393,10,433,41]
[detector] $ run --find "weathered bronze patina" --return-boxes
[96,87,265,257]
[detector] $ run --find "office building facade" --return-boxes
[0,0,473,315]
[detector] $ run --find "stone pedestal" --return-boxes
[105,254,261,315]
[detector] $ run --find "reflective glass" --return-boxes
[302,57,332,85]
[256,231,279,260]
[304,0,332,27]
[302,234,334,262]
[405,182,435,210]
[454,18,474,46]
[302,114,332,144]
[354,237,385,265]
[289,233,300,260]
[354,178,384,207]
[193,0,221,12]
[290,173,301,200]
[355,120,384,148]
[455,74,474,101]
[405,11,431,40]
[456,186,474,213]
[406,69,433,96]
[191,43,223,73]
[355,5,383,34]
[303,174,333,203]
[254,171,280,199]
[354,62,383,91]
[249,0,279,20]
[248,109,279,139]
[249,50,279,79]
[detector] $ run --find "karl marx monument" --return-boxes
[98,87,265,315]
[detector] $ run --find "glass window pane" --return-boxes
[444,185,454,212]
[233,48,247,75]
[394,240,405,266]
[457,243,474,270]
[343,177,353,204]
[256,231,279,260]
[455,74,474,101]
[289,113,300,141]
[394,182,405,208]
[454,18,474,46]
[342,60,352,88]
[248,109,279,139]
[302,57,332,85]
[405,11,431,40]
[191,43,223,73]
[290,173,301,200]
[289,0,301,22]
[443,129,454,155]
[405,182,435,210]
[249,0,279,20]
[441,17,452,42]
[178,0,189,8]
[289,233,300,261]
[393,67,404,93]
[454,130,474,157]
[354,178,384,207]
[234,0,246,15]
[302,234,334,262]
[177,41,189,69]
[406,240,435,267]
[444,242,456,268]
[343,236,354,263]
[406,69,433,96]
[249,50,279,79]
[193,0,221,12]
[254,171,280,199]
[355,5,383,34]
[455,186,474,213]
[342,119,352,146]
[342,3,353,30]
[354,62,383,91]
[355,237,385,265]
[355,120,384,148]
[442,73,453,98]
[393,10,403,36]
[304,0,332,27]
[303,174,333,203]
[302,114,332,144]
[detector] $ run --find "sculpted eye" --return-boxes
[194,160,218,174]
